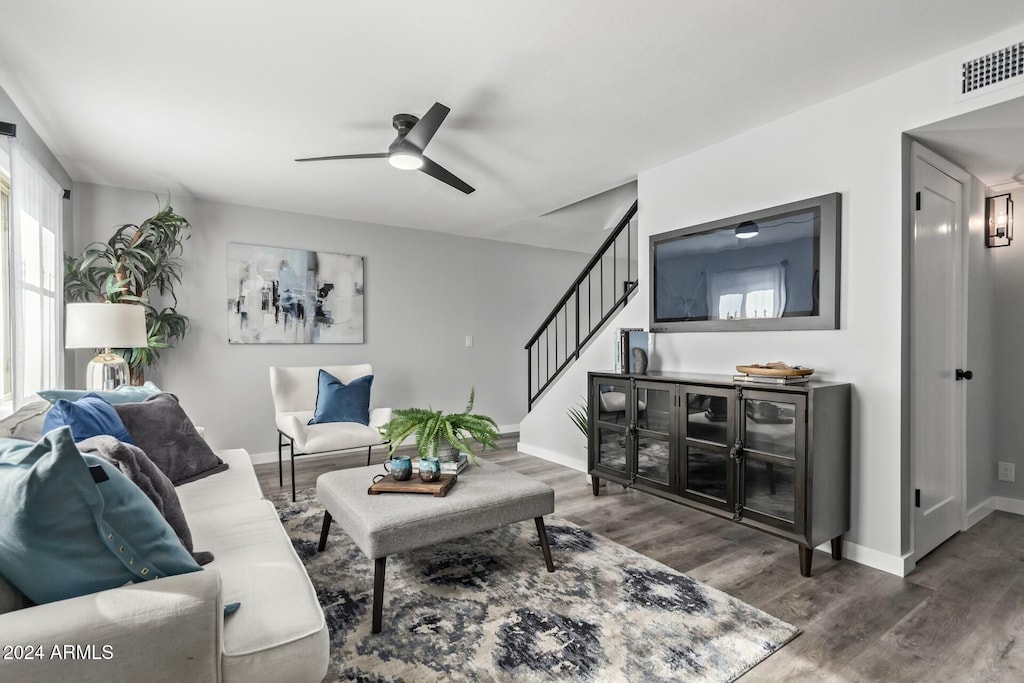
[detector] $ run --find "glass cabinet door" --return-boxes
[679,385,735,511]
[590,377,632,479]
[633,381,674,492]
[739,390,806,533]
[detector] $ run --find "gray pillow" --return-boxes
[0,400,51,441]
[113,393,227,485]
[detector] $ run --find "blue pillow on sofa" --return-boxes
[0,428,201,605]
[308,370,373,426]
[37,381,162,405]
[42,393,135,444]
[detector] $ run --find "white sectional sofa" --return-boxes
[0,448,329,683]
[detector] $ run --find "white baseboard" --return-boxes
[966,499,996,528]
[516,442,587,473]
[812,538,914,577]
[974,493,1024,516]
[249,450,277,465]
[991,496,1024,516]
[964,495,1024,528]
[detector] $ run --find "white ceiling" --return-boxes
[910,97,1024,193]
[2,1,1024,253]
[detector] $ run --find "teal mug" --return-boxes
[418,456,441,482]
[385,456,412,481]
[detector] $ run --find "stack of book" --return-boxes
[412,453,470,474]
[615,328,649,373]
[732,374,810,385]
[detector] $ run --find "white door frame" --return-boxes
[908,141,971,564]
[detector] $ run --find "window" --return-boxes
[1,140,63,412]
[708,264,788,320]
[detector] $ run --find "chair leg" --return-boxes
[290,439,296,502]
[366,445,372,466]
[318,511,333,552]
[277,432,284,488]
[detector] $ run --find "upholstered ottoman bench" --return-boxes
[316,460,555,633]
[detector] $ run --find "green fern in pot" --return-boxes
[380,388,499,463]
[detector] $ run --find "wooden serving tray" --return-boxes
[367,473,457,497]
[736,364,814,377]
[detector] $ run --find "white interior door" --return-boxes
[911,143,967,562]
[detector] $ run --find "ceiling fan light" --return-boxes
[735,220,759,239]
[388,152,423,170]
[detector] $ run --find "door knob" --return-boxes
[955,369,974,381]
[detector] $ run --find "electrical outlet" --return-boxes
[998,461,1015,482]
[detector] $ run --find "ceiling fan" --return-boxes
[295,102,475,194]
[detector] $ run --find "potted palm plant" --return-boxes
[64,201,192,384]
[379,389,499,464]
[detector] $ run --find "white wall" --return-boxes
[71,182,587,456]
[964,178,997,516]
[520,24,1024,575]
[992,188,1024,502]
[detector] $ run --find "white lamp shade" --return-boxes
[65,303,149,349]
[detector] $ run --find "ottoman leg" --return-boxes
[317,511,333,552]
[372,557,387,634]
[535,517,555,573]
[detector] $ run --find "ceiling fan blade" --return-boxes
[402,102,450,152]
[295,152,388,162]
[420,156,475,194]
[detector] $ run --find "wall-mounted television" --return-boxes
[650,192,841,333]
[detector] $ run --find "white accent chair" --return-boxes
[269,364,392,500]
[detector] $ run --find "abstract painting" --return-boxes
[227,242,364,344]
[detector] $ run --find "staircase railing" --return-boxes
[525,200,638,410]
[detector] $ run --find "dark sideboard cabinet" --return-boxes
[588,371,851,576]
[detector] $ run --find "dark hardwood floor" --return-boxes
[255,435,1024,682]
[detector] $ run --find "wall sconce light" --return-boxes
[986,193,1013,248]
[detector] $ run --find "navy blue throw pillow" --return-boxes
[42,393,135,445]
[308,370,373,426]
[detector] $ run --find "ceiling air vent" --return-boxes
[962,41,1023,94]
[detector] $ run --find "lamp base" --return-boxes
[85,352,130,391]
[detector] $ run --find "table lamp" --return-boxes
[65,302,149,390]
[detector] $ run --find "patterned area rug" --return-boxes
[270,487,799,682]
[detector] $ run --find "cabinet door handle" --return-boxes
[729,441,743,461]
[955,369,973,381]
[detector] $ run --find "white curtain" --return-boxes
[10,142,63,408]
[708,264,787,320]
[0,138,10,413]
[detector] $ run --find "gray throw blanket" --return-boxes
[77,435,213,566]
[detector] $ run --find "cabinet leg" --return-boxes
[798,545,812,577]
[591,476,601,496]
[831,536,843,561]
